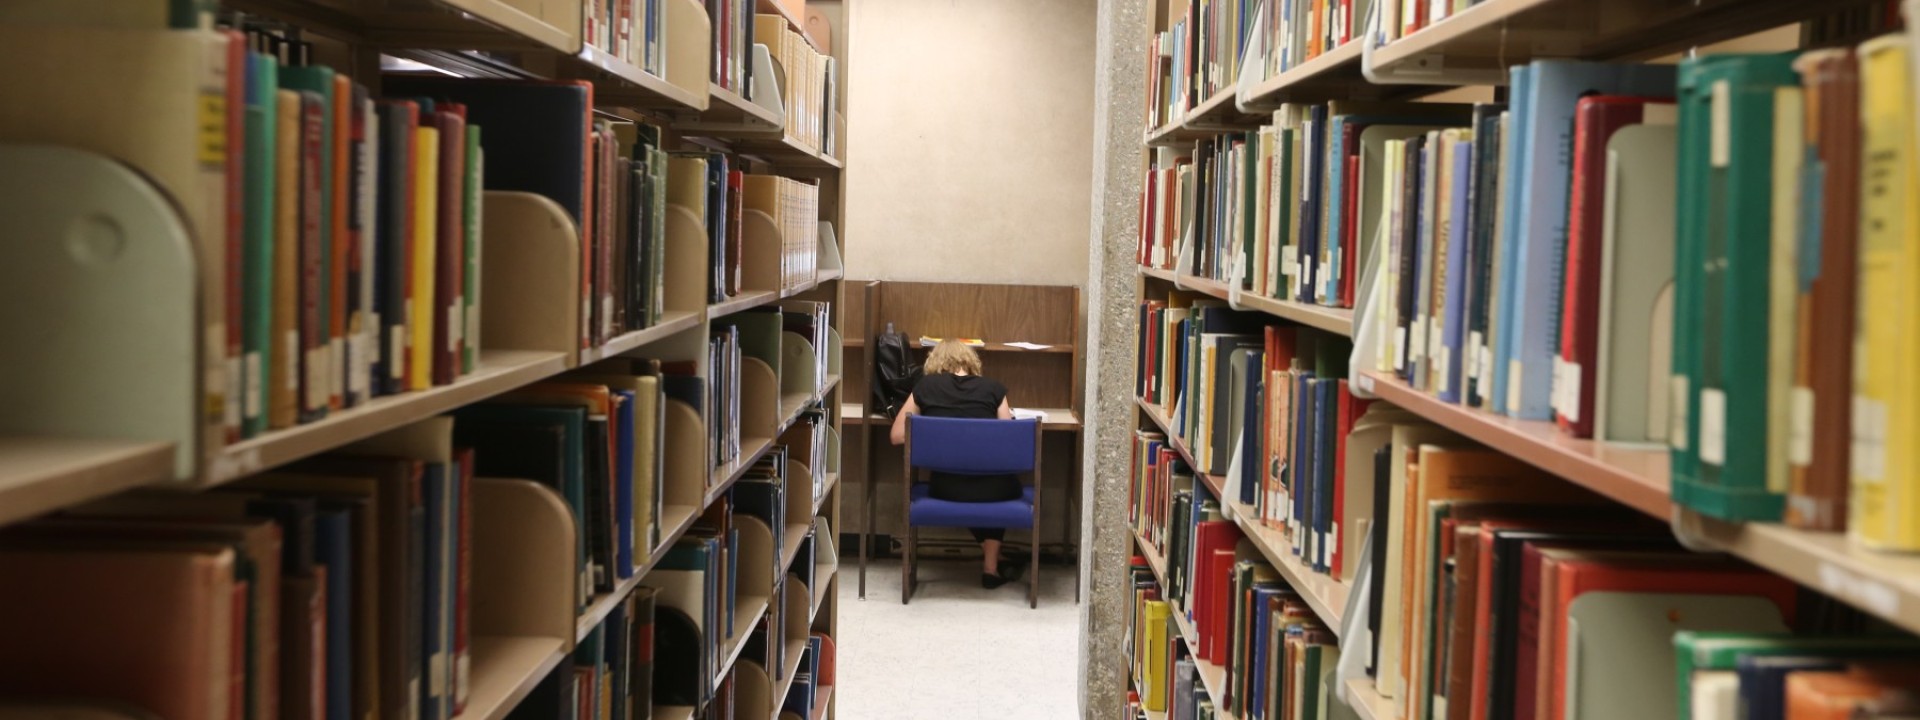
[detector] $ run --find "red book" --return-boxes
[330,73,353,410]
[297,92,327,422]
[726,170,745,295]
[1342,155,1360,306]
[1329,379,1372,576]
[432,108,467,386]
[452,446,475,713]
[1190,520,1239,658]
[1140,170,1158,266]
[223,31,245,441]
[1207,548,1234,666]
[1555,96,1670,438]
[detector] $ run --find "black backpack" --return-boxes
[871,323,922,419]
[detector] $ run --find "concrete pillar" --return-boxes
[1076,0,1148,716]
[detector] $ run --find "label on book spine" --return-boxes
[1670,376,1690,450]
[244,351,262,418]
[1790,387,1815,466]
[1507,359,1524,415]
[1700,388,1727,466]
[285,331,301,390]
[449,302,463,353]
[1852,397,1888,481]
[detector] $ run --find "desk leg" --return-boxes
[859,418,871,599]
[1072,429,1082,604]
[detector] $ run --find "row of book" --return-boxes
[1135,291,1369,577]
[673,150,826,305]
[1145,0,1250,129]
[1343,36,1920,547]
[0,418,480,720]
[224,27,489,440]
[710,0,755,96]
[586,0,667,75]
[758,14,838,157]
[1259,0,1365,80]
[1126,476,1341,720]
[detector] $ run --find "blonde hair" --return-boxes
[924,340,983,376]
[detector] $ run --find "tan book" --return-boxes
[0,543,237,720]
[271,89,302,429]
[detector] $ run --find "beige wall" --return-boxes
[844,0,1098,286]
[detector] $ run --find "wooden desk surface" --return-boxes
[839,402,1081,431]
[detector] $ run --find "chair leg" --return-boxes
[901,528,913,605]
[1029,531,1040,609]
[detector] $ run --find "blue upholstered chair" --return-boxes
[901,415,1043,607]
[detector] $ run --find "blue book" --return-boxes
[1312,379,1337,572]
[612,389,636,579]
[1490,66,1534,416]
[1438,140,1475,404]
[1503,60,1676,420]
[1289,373,1315,555]
[1736,655,1845,720]
[1238,349,1265,507]
[313,506,354,720]
[421,462,451,720]
[606,602,629,720]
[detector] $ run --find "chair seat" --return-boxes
[908,484,1035,528]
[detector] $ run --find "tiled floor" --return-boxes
[834,557,1082,719]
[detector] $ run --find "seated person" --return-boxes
[890,340,1028,589]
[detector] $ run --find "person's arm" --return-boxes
[890,395,919,446]
[997,397,1013,421]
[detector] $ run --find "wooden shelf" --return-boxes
[715,593,774,686]
[1358,370,1920,636]
[777,375,840,436]
[699,83,784,128]
[1237,41,1370,106]
[576,573,647,642]
[781,521,811,571]
[1135,399,1227,500]
[0,437,175,528]
[1371,0,1860,77]
[1140,266,1355,337]
[732,135,843,169]
[1344,677,1395,720]
[842,338,1077,354]
[1182,87,1266,130]
[811,565,835,622]
[1355,371,1670,517]
[653,706,695,720]
[810,686,834,720]
[838,402,1082,431]
[813,473,839,517]
[1225,500,1351,631]
[646,504,704,577]
[709,437,778,507]
[434,0,579,53]
[575,43,707,111]
[1145,121,1186,147]
[581,310,705,364]
[710,290,783,319]
[205,349,572,485]
[459,636,569,720]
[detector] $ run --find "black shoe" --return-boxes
[998,556,1028,583]
[981,572,1011,589]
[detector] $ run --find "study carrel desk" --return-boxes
[837,280,1084,601]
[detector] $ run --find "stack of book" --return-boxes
[586,0,666,76]
[755,14,836,155]
[747,174,823,292]
[710,0,756,97]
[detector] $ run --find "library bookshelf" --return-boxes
[1126,0,1919,717]
[0,1,850,719]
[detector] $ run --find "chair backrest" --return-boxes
[905,416,1039,475]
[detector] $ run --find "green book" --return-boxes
[1673,632,1920,720]
[241,51,279,437]
[463,125,483,374]
[1670,58,1712,518]
[1675,54,1798,521]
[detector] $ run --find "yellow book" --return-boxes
[1143,599,1171,712]
[1850,34,1920,550]
[1766,86,1805,495]
[409,125,439,392]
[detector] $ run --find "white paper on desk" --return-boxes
[1004,341,1053,350]
[1011,408,1048,421]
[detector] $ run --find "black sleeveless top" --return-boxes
[911,373,1022,503]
